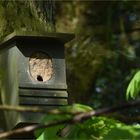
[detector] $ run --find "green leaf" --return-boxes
[103,125,140,140]
[126,70,140,100]
[60,103,93,113]
[34,113,70,140]
[36,124,64,140]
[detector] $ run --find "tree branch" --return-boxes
[0,99,139,139]
[0,105,66,114]
[106,114,140,124]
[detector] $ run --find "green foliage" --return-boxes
[35,103,140,140]
[126,71,140,100]
[35,104,124,140]
[69,116,122,140]
[57,116,121,140]
[104,125,140,140]
[35,104,93,140]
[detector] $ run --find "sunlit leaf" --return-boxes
[60,103,93,113]
[126,71,140,100]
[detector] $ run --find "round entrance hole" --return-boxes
[29,52,53,82]
[37,75,43,81]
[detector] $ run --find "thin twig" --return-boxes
[0,100,139,139]
[0,105,68,114]
[0,105,45,112]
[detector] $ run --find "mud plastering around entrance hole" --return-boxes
[29,52,53,82]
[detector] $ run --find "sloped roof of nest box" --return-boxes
[0,31,75,50]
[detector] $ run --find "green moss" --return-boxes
[0,0,55,42]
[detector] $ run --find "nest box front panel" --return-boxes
[17,40,67,89]
[0,33,74,129]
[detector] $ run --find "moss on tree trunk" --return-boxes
[0,0,55,41]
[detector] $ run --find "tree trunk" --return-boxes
[0,0,55,41]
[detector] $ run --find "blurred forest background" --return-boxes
[55,0,140,121]
[0,0,140,127]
